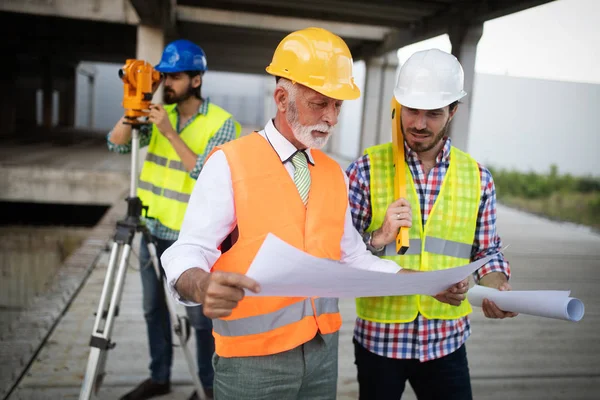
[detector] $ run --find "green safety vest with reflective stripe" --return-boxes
[138,103,241,232]
[356,142,480,322]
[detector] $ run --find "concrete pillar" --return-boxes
[0,64,17,137]
[41,57,54,129]
[58,69,76,128]
[376,52,399,146]
[76,63,97,129]
[359,52,398,154]
[448,23,483,151]
[263,76,277,125]
[136,25,165,103]
[16,87,38,132]
[87,75,95,129]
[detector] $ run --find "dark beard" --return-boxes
[402,119,450,153]
[162,83,198,104]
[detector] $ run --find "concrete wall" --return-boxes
[468,73,600,177]
[75,62,268,132]
[73,62,600,177]
[0,227,90,308]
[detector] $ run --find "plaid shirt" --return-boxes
[346,137,510,362]
[107,98,238,240]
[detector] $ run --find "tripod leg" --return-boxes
[79,242,133,400]
[145,237,207,400]
[79,241,120,400]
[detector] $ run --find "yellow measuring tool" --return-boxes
[391,98,410,255]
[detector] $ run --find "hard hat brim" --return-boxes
[394,90,467,110]
[155,63,206,73]
[316,84,361,101]
[267,67,360,101]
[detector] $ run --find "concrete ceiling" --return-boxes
[134,0,556,73]
[2,0,556,76]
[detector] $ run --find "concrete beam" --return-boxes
[194,0,438,26]
[411,0,555,39]
[0,166,129,206]
[371,0,555,58]
[130,0,176,37]
[370,29,415,58]
[176,6,393,41]
[0,0,139,24]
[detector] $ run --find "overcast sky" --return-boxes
[398,0,600,84]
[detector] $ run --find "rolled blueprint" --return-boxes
[468,285,585,322]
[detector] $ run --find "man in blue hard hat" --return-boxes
[107,39,241,400]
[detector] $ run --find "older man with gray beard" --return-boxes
[160,28,468,400]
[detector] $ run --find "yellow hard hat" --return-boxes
[266,27,360,100]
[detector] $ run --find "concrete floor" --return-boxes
[1,135,599,399]
[4,204,599,400]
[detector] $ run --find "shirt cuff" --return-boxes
[473,258,510,284]
[164,256,211,306]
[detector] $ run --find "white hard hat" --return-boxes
[394,48,467,110]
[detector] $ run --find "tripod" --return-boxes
[79,126,207,400]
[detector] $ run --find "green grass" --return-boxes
[488,165,600,230]
[499,192,600,230]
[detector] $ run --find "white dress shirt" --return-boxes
[161,119,401,303]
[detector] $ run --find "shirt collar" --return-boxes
[261,119,315,165]
[197,97,210,115]
[404,137,452,164]
[173,97,210,116]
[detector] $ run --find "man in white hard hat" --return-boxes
[346,48,518,399]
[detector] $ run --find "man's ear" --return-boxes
[192,74,202,89]
[448,104,459,121]
[274,86,288,113]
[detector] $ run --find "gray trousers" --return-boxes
[213,331,339,400]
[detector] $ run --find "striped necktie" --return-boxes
[291,151,311,205]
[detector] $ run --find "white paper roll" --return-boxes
[467,285,584,322]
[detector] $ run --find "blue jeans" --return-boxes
[354,339,472,400]
[139,235,215,389]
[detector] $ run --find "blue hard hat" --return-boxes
[155,39,207,73]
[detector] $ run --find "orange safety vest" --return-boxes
[209,132,348,358]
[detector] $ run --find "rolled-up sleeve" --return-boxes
[472,166,511,283]
[106,124,151,153]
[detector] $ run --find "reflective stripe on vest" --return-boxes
[384,237,472,258]
[213,298,339,337]
[356,143,480,323]
[138,180,191,203]
[145,153,187,172]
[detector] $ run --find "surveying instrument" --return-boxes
[79,60,207,400]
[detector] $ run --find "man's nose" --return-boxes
[322,103,339,127]
[414,113,427,130]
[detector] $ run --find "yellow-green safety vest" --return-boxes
[356,143,481,323]
[138,102,241,231]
